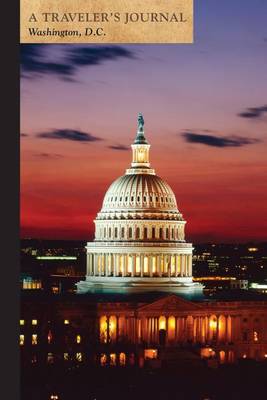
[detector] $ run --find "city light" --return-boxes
[36,256,77,260]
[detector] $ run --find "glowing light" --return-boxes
[76,334,81,344]
[50,395,59,400]
[253,331,259,342]
[110,353,116,366]
[248,247,258,252]
[100,316,108,343]
[100,353,107,366]
[264,354,267,358]
[144,349,158,359]
[32,319,37,325]
[243,354,247,359]
[64,319,70,325]
[19,335,24,346]
[47,330,52,344]
[63,353,69,361]
[32,334,38,345]
[159,316,166,330]
[209,319,217,330]
[119,352,126,366]
[76,352,82,362]
[36,256,77,260]
[20,319,25,326]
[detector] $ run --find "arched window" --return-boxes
[166,228,169,239]
[114,227,118,238]
[109,228,112,238]
[121,227,125,238]
[152,227,155,239]
[104,228,106,238]
[171,228,174,239]
[136,227,140,239]
[129,227,132,238]
[144,227,148,239]
[159,228,163,239]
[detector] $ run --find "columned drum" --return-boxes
[77,114,202,294]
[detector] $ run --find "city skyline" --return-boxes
[21,0,267,242]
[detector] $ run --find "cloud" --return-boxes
[21,44,135,80]
[36,129,102,142]
[238,105,267,119]
[35,153,64,158]
[182,132,259,147]
[20,45,74,79]
[67,46,134,66]
[108,144,129,151]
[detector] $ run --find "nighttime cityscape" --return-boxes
[20,1,267,399]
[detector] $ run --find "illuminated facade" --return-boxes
[20,294,267,366]
[77,114,201,294]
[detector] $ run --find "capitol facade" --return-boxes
[77,114,202,294]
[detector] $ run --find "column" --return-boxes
[174,255,178,277]
[132,254,136,277]
[188,255,192,276]
[140,254,144,277]
[226,315,232,342]
[181,255,184,277]
[149,255,153,277]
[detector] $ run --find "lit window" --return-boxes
[19,335,24,346]
[253,331,259,342]
[144,349,158,359]
[63,353,69,361]
[32,334,38,345]
[100,353,107,366]
[20,319,25,326]
[76,334,81,344]
[47,353,54,364]
[119,352,126,366]
[47,331,52,344]
[76,352,82,362]
[110,353,116,366]
[64,319,70,325]
[32,319,37,325]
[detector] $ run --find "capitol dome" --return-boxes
[98,173,183,221]
[77,114,202,294]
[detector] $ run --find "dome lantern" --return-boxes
[130,113,151,171]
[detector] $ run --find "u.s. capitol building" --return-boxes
[77,114,202,294]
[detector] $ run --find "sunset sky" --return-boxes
[20,0,267,242]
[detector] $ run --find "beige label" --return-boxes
[20,0,193,43]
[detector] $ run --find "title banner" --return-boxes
[20,0,193,43]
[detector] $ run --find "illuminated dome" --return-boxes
[98,173,183,221]
[77,113,202,294]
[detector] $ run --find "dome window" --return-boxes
[129,227,132,238]
[136,227,140,239]
[120,197,122,201]
[111,197,113,201]
[144,196,146,202]
[131,196,134,202]
[144,227,148,239]
[156,197,158,202]
[125,197,128,202]
[115,228,118,238]
[121,227,124,238]
[150,196,152,202]
[166,228,169,239]
[137,196,140,202]
[161,197,163,202]
[159,228,163,239]
[152,227,155,239]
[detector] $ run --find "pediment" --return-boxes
[137,294,203,313]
